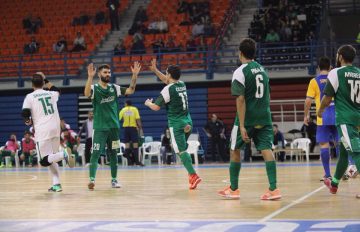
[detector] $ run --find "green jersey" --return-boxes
[231,61,272,126]
[91,83,126,130]
[154,81,192,127]
[323,65,360,126]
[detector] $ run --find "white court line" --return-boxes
[258,185,326,223]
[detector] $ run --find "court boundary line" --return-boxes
[258,185,326,223]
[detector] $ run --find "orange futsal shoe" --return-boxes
[217,186,240,199]
[189,173,202,190]
[260,188,282,200]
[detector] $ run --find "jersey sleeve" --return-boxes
[22,95,31,110]
[114,84,127,97]
[306,79,317,99]
[231,67,245,96]
[154,95,165,107]
[324,69,339,97]
[90,85,95,100]
[134,108,140,119]
[160,85,171,103]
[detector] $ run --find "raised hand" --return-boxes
[149,59,157,72]
[87,63,96,78]
[131,61,141,76]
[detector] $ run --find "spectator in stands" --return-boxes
[114,39,126,55]
[186,35,197,52]
[61,128,80,165]
[205,114,226,162]
[134,6,148,23]
[279,21,292,42]
[203,19,214,37]
[22,14,42,34]
[24,36,40,54]
[129,21,147,35]
[152,38,165,54]
[71,32,86,52]
[192,21,204,37]
[265,28,280,42]
[177,0,189,14]
[106,0,120,31]
[147,18,160,34]
[95,11,106,24]
[60,118,71,131]
[130,37,146,54]
[158,17,169,33]
[20,131,36,167]
[301,116,317,153]
[273,124,286,162]
[53,36,67,53]
[0,133,19,168]
[165,36,181,53]
[78,110,93,166]
[133,30,144,42]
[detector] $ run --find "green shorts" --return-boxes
[337,124,360,153]
[0,150,15,157]
[92,128,120,154]
[169,120,193,154]
[230,125,273,151]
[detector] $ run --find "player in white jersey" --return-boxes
[22,73,75,192]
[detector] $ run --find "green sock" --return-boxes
[180,152,196,175]
[229,161,241,191]
[109,152,118,179]
[333,144,349,183]
[89,151,100,180]
[265,161,277,191]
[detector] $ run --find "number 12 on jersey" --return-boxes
[179,92,188,110]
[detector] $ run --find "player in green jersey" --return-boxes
[144,59,202,190]
[218,38,281,200]
[318,44,360,198]
[84,62,141,190]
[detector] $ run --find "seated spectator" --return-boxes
[134,6,148,23]
[192,21,204,37]
[22,14,42,34]
[164,36,181,52]
[61,129,81,165]
[130,37,146,54]
[24,36,40,54]
[53,36,67,53]
[203,19,214,36]
[152,38,165,54]
[95,11,106,24]
[71,32,86,52]
[158,17,168,33]
[265,29,280,42]
[273,124,286,162]
[114,39,126,55]
[186,35,197,52]
[20,131,36,167]
[129,21,147,35]
[147,18,160,34]
[60,118,71,131]
[0,133,19,168]
[161,128,174,164]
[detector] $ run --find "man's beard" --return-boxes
[101,76,110,83]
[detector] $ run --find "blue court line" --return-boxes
[0,220,359,232]
[0,162,334,173]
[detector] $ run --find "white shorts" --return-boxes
[35,137,60,159]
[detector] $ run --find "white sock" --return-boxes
[49,162,60,185]
[48,151,64,163]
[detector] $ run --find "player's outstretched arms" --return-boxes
[84,63,96,97]
[149,59,168,84]
[144,98,160,111]
[125,61,141,95]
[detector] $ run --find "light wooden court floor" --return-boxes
[0,162,359,232]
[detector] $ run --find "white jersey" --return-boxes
[22,89,61,142]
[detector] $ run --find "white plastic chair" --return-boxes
[187,140,200,166]
[290,138,311,162]
[142,141,162,165]
[144,136,154,143]
[188,133,199,141]
[117,142,128,166]
[0,142,20,168]
[77,143,86,166]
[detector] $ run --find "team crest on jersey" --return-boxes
[110,87,114,93]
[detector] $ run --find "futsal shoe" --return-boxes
[111,179,121,188]
[189,173,202,190]
[260,188,282,200]
[320,175,332,182]
[88,180,95,190]
[324,178,338,194]
[63,147,75,168]
[48,184,62,192]
[217,186,240,199]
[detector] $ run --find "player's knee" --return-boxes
[39,156,51,167]
[230,149,241,162]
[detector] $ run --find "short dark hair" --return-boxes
[273,124,278,128]
[337,45,356,63]
[318,57,330,71]
[125,100,132,106]
[32,73,44,88]
[167,65,181,80]
[239,38,256,60]
[98,64,111,72]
